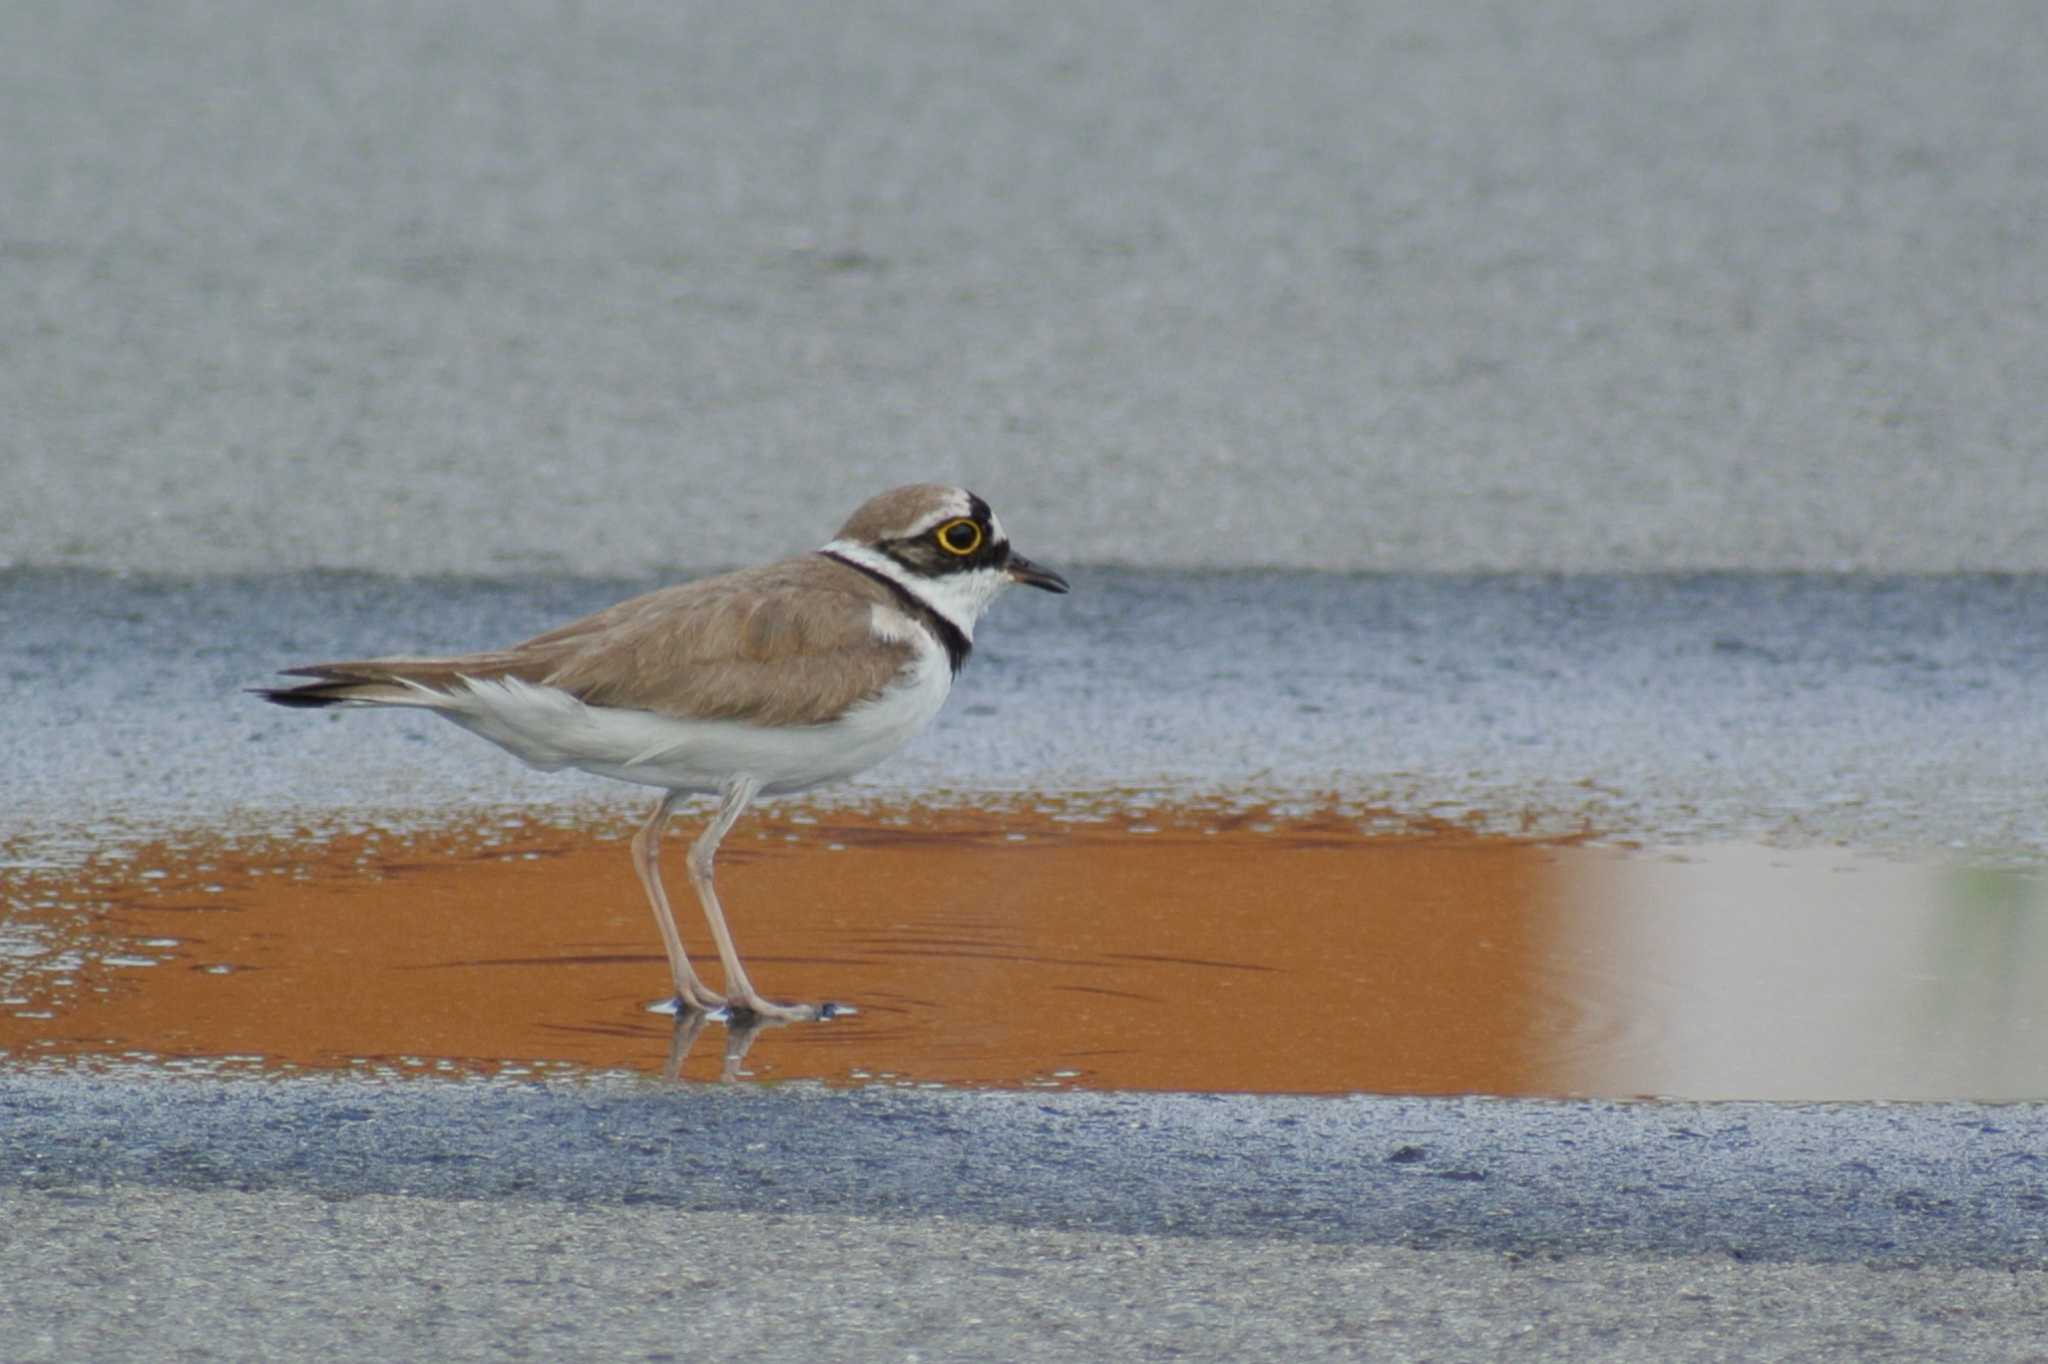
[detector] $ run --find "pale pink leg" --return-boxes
[630,791,726,1012]
[686,774,820,1021]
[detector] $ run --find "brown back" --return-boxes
[278,555,920,727]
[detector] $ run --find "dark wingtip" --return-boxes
[249,684,344,709]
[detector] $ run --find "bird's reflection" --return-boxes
[663,1006,771,1081]
[662,1002,850,1081]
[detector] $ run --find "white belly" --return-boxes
[429,645,954,797]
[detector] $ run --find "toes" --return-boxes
[728,997,819,1023]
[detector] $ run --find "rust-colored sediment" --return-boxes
[2,803,1574,1093]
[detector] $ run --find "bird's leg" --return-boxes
[631,790,726,1012]
[686,773,818,1021]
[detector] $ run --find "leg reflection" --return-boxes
[662,1005,778,1083]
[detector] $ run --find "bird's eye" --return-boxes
[935,518,983,556]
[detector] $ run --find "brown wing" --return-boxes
[262,556,919,726]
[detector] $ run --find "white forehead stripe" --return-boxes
[906,489,976,537]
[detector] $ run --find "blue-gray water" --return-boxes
[5,570,2044,859]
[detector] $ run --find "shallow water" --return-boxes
[3,802,2043,1099]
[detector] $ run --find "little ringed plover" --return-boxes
[257,483,1069,1021]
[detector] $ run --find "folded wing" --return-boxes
[256,559,919,728]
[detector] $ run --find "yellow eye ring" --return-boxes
[934,518,983,556]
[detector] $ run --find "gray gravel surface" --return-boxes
[3,1076,2046,1362]
[8,1076,2047,1267]
[7,1187,2041,1363]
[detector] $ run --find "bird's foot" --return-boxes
[646,984,729,1016]
[721,996,853,1024]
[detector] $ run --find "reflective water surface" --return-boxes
[3,804,2043,1098]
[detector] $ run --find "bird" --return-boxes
[256,484,1069,1021]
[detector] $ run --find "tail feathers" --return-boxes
[256,683,356,709]
[253,662,473,710]
[254,681,420,708]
